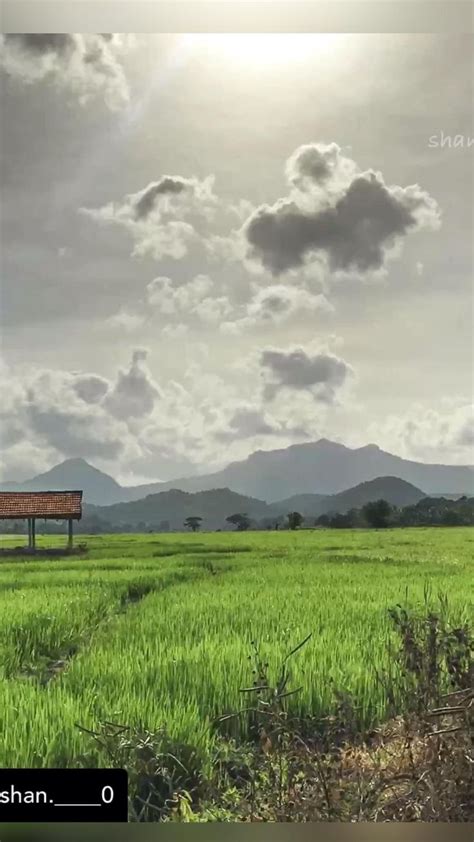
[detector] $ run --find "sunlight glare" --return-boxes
[181,34,347,68]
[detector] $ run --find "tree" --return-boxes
[327,512,353,529]
[226,513,251,531]
[362,499,392,529]
[184,516,203,532]
[287,511,304,530]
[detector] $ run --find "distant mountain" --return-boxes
[150,439,473,502]
[1,458,123,506]
[268,477,425,519]
[320,475,425,514]
[82,477,426,531]
[267,493,329,518]
[1,440,472,505]
[85,487,271,531]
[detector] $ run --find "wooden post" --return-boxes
[68,519,73,550]
[27,518,31,549]
[31,518,36,551]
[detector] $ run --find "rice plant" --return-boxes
[0,527,472,769]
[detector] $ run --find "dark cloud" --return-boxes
[255,291,290,317]
[73,374,109,404]
[246,171,439,275]
[1,33,129,109]
[455,418,474,446]
[106,349,161,419]
[214,406,309,442]
[0,354,159,474]
[244,141,440,276]
[285,142,341,188]
[217,408,277,440]
[26,405,123,460]
[261,346,352,402]
[4,34,75,55]
[81,175,217,259]
[134,177,188,220]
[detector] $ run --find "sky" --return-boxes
[0,32,473,484]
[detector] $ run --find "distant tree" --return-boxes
[79,514,110,534]
[287,511,304,530]
[184,516,203,533]
[316,513,330,527]
[441,509,463,526]
[226,513,251,531]
[362,499,392,529]
[326,511,356,529]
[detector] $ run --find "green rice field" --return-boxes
[0,527,472,769]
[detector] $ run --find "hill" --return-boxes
[268,477,425,518]
[79,477,425,532]
[321,475,425,514]
[1,458,123,506]
[84,487,271,531]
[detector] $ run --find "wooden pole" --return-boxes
[31,518,36,551]
[68,519,73,550]
[27,518,31,549]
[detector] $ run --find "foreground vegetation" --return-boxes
[0,528,472,820]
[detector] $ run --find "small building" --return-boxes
[0,491,83,551]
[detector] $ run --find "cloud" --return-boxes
[19,370,128,461]
[243,143,440,276]
[80,175,218,260]
[0,351,161,479]
[195,296,233,324]
[456,417,474,447]
[1,33,130,110]
[285,141,357,194]
[369,402,474,465]
[105,349,161,420]
[2,348,470,487]
[106,309,146,333]
[6,34,75,55]
[0,349,322,484]
[146,274,214,313]
[106,272,332,339]
[221,284,333,334]
[260,344,353,402]
[147,274,232,324]
[72,374,109,404]
[214,405,309,442]
[162,323,188,339]
[132,176,214,220]
[104,274,233,334]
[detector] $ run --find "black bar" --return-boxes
[0,769,128,822]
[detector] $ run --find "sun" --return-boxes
[180,34,347,68]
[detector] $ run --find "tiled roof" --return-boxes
[0,491,83,520]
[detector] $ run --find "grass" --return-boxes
[0,527,472,777]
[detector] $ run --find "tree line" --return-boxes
[184,497,474,531]
[2,495,471,535]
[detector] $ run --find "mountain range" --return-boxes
[82,475,427,531]
[1,439,472,505]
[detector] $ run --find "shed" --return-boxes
[0,491,83,550]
